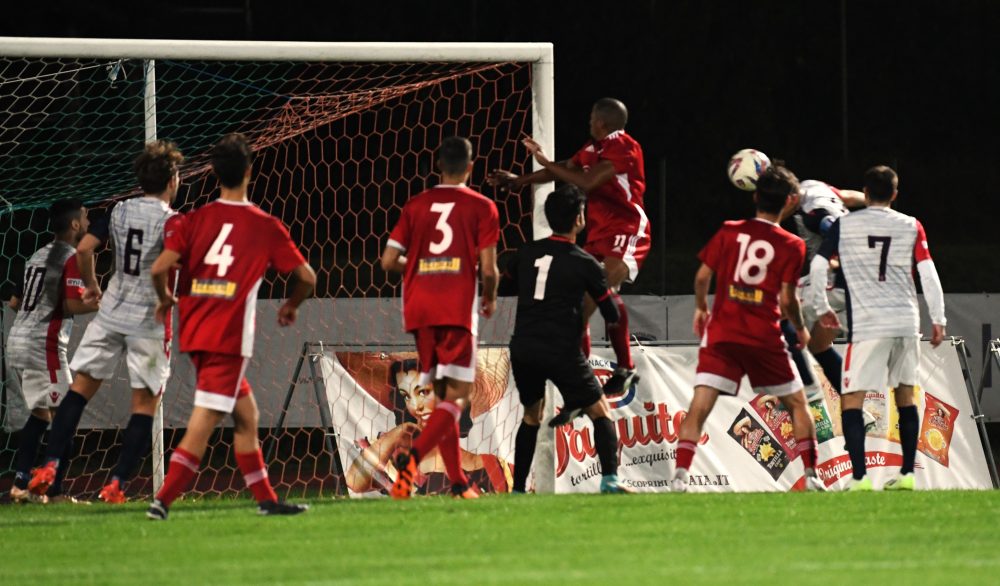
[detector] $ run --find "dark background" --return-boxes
[3,0,999,294]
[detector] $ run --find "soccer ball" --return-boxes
[727,148,770,191]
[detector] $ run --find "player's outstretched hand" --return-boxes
[480,298,496,319]
[277,302,298,326]
[486,170,520,192]
[83,284,102,305]
[931,323,946,347]
[521,137,550,165]
[818,310,841,330]
[154,295,177,324]
[693,308,710,337]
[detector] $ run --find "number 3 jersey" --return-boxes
[698,218,805,349]
[164,200,306,357]
[7,241,84,371]
[387,184,500,334]
[90,197,176,338]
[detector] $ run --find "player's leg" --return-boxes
[885,336,920,491]
[100,388,159,504]
[600,256,639,394]
[776,391,822,489]
[509,344,546,493]
[149,404,226,519]
[839,339,887,491]
[781,319,818,395]
[11,368,53,503]
[673,385,720,492]
[808,288,845,393]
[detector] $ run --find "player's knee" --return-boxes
[131,389,160,416]
[584,398,610,420]
[34,408,53,422]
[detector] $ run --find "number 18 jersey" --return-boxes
[698,218,805,349]
[163,199,306,357]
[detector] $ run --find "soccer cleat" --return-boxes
[548,406,585,428]
[390,450,418,500]
[27,461,57,496]
[450,484,480,499]
[258,500,310,515]
[600,476,635,494]
[602,367,640,396]
[146,499,169,521]
[99,479,127,504]
[846,476,874,492]
[670,471,689,493]
[883,472,915,491]
[805,476,827,492]
[48,494,89,505]
[10,486,48,504]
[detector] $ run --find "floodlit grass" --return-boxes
[2,491,999,584]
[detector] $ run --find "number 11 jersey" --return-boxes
[698,218,805,349]
[163,199,306,357]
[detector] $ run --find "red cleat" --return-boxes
[390,450,418,500]
[99,479,127,504]
[28,461,57,496]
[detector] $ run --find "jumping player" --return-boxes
[672,164,823,492]
[145,133,316,519]
[807,165,946,491]
[381,136,500,499]
[488,98,647,395]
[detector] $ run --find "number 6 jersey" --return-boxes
[163,199,306,357]
[698,218,805,349]
[386,184,500,334]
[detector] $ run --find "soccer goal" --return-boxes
[0,37,554,498]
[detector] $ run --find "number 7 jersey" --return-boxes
[698,218,805,349]
[163,199,306,357]
[387,184,500,334]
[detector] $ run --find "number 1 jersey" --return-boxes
[163,200,306,357]
[698,218,805,349]
[387,185,500,334]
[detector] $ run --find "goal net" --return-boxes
[0,39,553,500]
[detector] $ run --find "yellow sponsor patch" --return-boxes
[190,278,237,299]
[728,284,763,305]
[417,257,461,274]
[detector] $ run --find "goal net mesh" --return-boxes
[0,55,535,500]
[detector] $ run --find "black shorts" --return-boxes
[509,340,602,411]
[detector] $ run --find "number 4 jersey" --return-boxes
[387,184,500,334]
[163,199,306,357]
[698,218,805,349]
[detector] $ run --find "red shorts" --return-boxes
[694,343,802,397]
[585,233,650,283]
[412,326,476,385]
[190,351,252,413]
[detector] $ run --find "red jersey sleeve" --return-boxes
[781,238,806,285]
[162,213,189,258]
[570,145,585,168]
[478,201,500,250]
[62,255,84,300]
[269,219,307,273]
[387,204,412,252]
[697,227,725,272]
[914,221,932,263]
[600,139,633,174]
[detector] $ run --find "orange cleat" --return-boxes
[390,450,418,500]
[451,484,480,499]
[99,479,127,504]
[27,461,57,496]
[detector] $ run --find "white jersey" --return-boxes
[793,180,849,267]
[814,206,937,342]
[92,197,175,338]
[6,240,83,372]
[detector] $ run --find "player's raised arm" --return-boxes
[838,189,867,209]
[521,137,617,194]
[692,263,713,337]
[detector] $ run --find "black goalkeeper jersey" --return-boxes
[502,235,617,353]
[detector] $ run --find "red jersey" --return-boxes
[698,218,805,349]
[387,184,500,334]
[570,130,649,244]
[163,199,306,357]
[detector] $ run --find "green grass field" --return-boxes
[2,491,999,585]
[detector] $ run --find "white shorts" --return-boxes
[800,286,846,331]
[69,321,171,395]
[15,367,70,410]
[842,336,920,394]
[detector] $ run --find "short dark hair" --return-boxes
[134,140,184,194]
[48,198,84,234]
[544,184,586,234]
[211,133,253,189]
[593,97,628,130]
[437,136,473,176]
[755,162,800,214]
[864,165,898,203]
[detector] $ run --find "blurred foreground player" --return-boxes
[500,185,631,494]
[672,165,823,492]
[145,134,316,519]
[381,137,500,499]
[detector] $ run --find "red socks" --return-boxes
[412,401,466,485]
[795,438,818,470]
[606,292,634,369]
[156,447,200,507]
[236,449,278,504]
[676,440,697,471]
